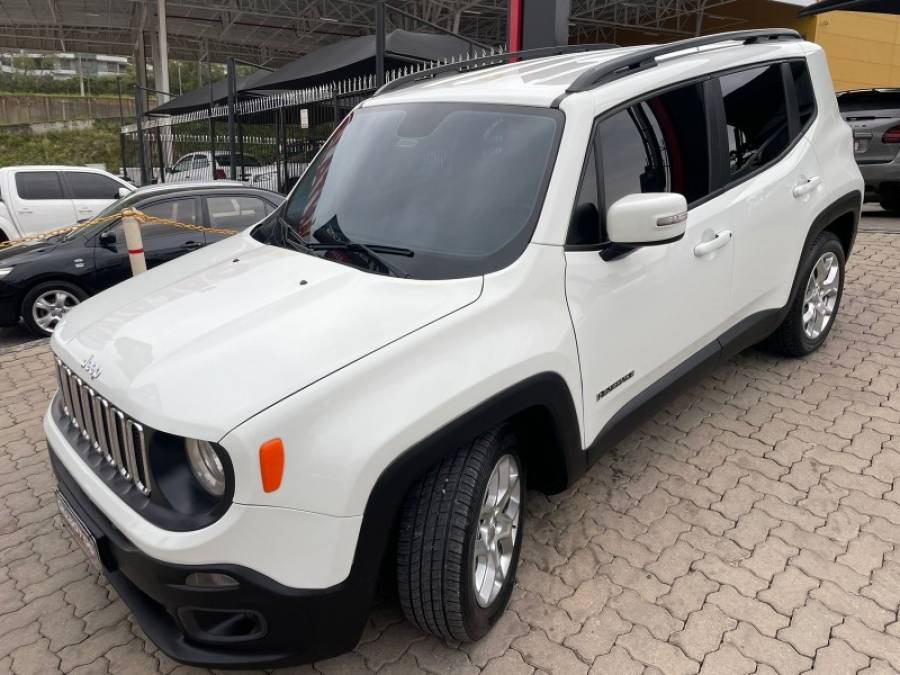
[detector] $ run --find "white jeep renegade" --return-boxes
[46,30,862,668]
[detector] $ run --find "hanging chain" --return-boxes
[0,208,238,251]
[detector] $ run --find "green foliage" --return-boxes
[0,121,121,172]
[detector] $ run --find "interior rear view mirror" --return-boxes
[607,193,688,247]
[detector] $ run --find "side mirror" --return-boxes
[98,230,116,247]
[117,186,133,199]
[607,193,688,247]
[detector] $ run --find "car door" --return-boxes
[712,61,826,319]
[62,171,126,222]
[565,80,735,446]
[92,196,204,290]
[168,155,195,183]
[204,193,277,243]
[11,171,77,236]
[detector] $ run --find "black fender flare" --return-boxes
[340,372,584,619]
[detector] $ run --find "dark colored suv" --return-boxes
[0,182,282,336]
[838,88,900,211]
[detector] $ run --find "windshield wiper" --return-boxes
[275,216,316,255]
[307,241,412,278]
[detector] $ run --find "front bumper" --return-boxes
[0,291,20,327]
[51,452,372,668]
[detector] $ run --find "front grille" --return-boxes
[54,357,152,496]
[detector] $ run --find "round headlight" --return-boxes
[185,439,226,496]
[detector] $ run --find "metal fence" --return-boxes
[122,45,506,195]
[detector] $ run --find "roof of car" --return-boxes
[1,165,121,174]
[128,181,273,197]
[366,36,815,109]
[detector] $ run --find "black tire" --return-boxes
[879,186,900,213]
[767,231,845,357]
[397,426,524,643]
[21,281,87,338]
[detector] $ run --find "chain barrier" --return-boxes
[0,208,238,252]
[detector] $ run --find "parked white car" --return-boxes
[0,166,133,241]
[45,30,862,668]
[166,151,269,184]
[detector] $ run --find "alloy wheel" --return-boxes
[472,453,521,608]
[32,290,80,333]
[802,252,840,340]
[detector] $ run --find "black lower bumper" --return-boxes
[50,451,373,669]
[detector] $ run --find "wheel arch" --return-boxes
[787,189,861,309]
[19,275,90,319]
[342,372,584,608]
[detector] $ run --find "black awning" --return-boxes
[150,68,273,115]
[250,29,474,91]
[800,0,900,16]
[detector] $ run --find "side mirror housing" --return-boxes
[117,186,133,199]
[607,193,688,247]
[98,230,117,247]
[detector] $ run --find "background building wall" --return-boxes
[810,11,900,91]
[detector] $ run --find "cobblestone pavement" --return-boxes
[2,231,900,675]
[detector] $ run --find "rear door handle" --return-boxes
[694,230,732,257]
[793,176,822,199]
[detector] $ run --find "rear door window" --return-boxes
[15,171,65,200]
[65,172,122,200]
[207,196,270,230]
[719,65,790,179]
[790,61,817,131]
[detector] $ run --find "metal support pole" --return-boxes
[375,2,386,87]
[156,129,165,183]
[156,0,170,106]
[332,89,340,126]
[207,54,216,180]
[227,57,238,180]
[276,108,286,193]
[116,78,129,180]
[134,86,148,186]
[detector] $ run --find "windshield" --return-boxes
[263,102,563,279]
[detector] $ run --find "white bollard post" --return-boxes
[121,208,147,276]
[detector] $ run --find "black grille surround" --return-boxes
[55,357,152,495]
[50,356,234,532]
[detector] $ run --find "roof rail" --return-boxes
[566,29,802,94]
[375,43,620,96]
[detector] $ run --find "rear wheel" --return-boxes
[397,426,524,642]
[767,231,844,357]
[21,281,87,337]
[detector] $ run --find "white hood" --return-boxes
[52,232,482,440]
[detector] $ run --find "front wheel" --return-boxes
[21,281,87,337]
[397,426,524,642]
[767,231,845,357]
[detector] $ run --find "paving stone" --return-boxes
[588,645,643,675]
[697,644,755,675]
[707,586,788,638]
[562,608,630,662]
[724,622,812,675]
[776,599,842,657]
[658,572,718,621]
[512,631,588,675]
[617,625,699,675]
[670,605,735,661]
[808,638,869,674]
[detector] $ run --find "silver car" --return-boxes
[838,88,900,212]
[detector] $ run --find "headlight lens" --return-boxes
[185,439,226,496]
[0,267,13,279]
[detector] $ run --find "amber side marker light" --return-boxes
[259,439,285,493]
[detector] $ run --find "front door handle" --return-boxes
[694,230,732,257]
[793,176,822,199]
[181,241,203,251]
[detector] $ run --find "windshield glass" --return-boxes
[265,102,563,279]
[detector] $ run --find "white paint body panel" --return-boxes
[45,37,863,591]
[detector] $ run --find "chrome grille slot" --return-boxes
[54,357,152,497]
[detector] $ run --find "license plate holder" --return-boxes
[56,491,101,574]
